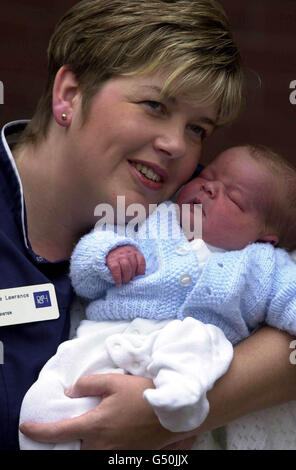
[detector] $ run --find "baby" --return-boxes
[19,144,296,450]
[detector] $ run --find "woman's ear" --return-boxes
[52,65,80,127]
[257,234,279,246]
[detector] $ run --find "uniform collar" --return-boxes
[1,120,29,250]
[0,121,68,264]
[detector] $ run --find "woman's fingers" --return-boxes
[20,374,190,449]
[19,374,115,444]
[65,373,114,398]
[19,414,88,444]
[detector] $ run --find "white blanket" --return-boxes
[19,310,232,450]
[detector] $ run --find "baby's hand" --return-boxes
[106,245,146,286]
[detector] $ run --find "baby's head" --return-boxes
[176,145,296,251]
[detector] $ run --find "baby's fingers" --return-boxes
[136,253,146,276]
[119,258,134,284]
[108,261,122,285]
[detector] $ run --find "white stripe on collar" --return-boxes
[1,120,30,249]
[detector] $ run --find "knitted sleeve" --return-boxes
[265,248,296,335]
[69,228,141,300]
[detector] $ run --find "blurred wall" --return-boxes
[205,0,296,167]
[0,0,295,166]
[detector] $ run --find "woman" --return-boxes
[1,0,294,450]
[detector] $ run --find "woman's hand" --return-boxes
[19,374,193,450]
[20,327,296,449]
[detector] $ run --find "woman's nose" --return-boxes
[153,123,186,160]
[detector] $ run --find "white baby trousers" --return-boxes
[19,316,233,450]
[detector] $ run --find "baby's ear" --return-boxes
[257,234,279,246]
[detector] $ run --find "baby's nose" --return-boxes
[202,180,222,198]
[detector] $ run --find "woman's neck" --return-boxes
[13,139,93,262]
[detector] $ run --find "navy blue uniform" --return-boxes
[0,121,73,449]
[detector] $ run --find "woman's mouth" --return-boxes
[128,160,167,191]
[130,161,162,182]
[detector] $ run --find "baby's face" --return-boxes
[176,146,275,250]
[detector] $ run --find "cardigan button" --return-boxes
[179,274,192,286]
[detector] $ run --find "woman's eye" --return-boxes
[142,100,165,113]
[189,124,206,140]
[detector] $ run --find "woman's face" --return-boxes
[66,72,217,219]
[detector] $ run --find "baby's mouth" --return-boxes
[189,198,205,216]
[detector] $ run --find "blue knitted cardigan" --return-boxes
[70,202,296,345]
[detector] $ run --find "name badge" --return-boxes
[0,283,60,327]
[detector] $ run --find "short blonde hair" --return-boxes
[22,0,245,144]
[246,144,296,252]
